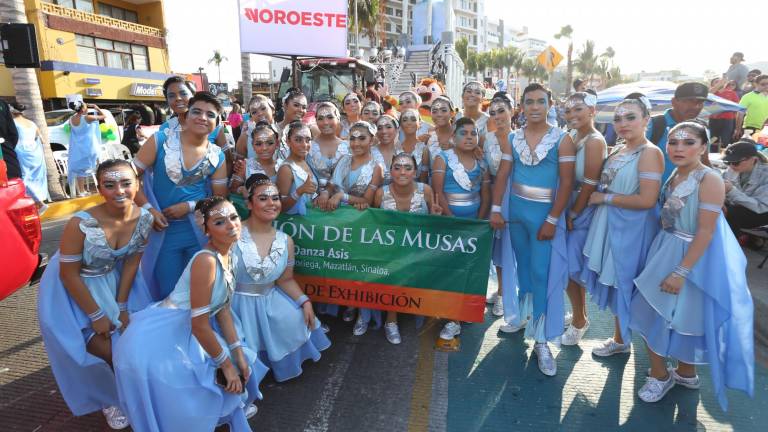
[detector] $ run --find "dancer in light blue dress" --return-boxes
[489,84,574,376]
[133,92,229,301]
[581,96,664,358]
[12,105,49,205]
[328,121,385,334]
[307,102,349,211]
[397,91,431,143]
[276,88,309,161]
[232,174,330,381]
[67,102,105,197]
[374,114,399,185]
[340,92,362,140]
[455,81,491,142]
[235,95,277,160]
[426,96,455,166]
[629,121,753,408]
[396,108,430,183]
[433,117,491,343]
[483,93,523,329]
[277,121,318,216]
[374,153,439,344]
[37,160,152,430]
[230,121,280,219]
[114,197,267,432]
[559,92,607,346]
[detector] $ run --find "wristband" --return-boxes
[604,193,615,205]
[88,308,105,322]
[187,200,197,213]
[491,205,502,214]
[545,215,558,225]
[117,302,128,312]
[342,193,350,203]
[141,202,153,210]
[672,265,691,279]
[231,174,244,184]
[212,349,228,366]
[295,294,310,309]
[228,341,243,351]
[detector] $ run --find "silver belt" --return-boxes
[80,265,114,277]
[235,281,274,296]
[511,183,553,203]
[446,192,480,207]
[666,229,694,243]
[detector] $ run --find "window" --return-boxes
[98,3,139,23]
[48,0,94,13]
[396,25,402,34]
[385,7,393,15]
[395,8,402,17]
[385,23,392,32]
[76,35,148,71]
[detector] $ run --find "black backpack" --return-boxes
[649,114,667,145]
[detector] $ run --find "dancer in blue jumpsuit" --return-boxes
[489,84,574,376]
[629,121,753,408]
[433,117,491,342]
[114,197,265,432]
[133,92,229,301]
[37,160,152,429]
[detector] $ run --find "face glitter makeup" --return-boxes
[209,206,235,219]
[672,129,693,140]
[103,171,129,181]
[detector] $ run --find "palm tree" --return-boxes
[574,40,599,86]
[520,58,538,83]
[207,50,228,84]
[0,0,66,200]
[455,37,469,65]
[348,0,380,51]
[554,25,574,95]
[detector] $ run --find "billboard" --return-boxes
[238,0,348,57]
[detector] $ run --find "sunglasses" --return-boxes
[724,159,746,166]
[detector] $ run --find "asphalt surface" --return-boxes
[0,218,765,431]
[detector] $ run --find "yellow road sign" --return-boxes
[537,46,563,72]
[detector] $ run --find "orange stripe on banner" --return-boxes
[295,275,486,322]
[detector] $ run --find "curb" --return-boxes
[40,195,105,222]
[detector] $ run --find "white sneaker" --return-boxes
[352,315,368,336]
[102,406,129,430]
[342,307,357,322]
[486,292,499,305]
[533,343,557,376]
[591,338,631,357]
[245,403,258,419]
[564,312,573,327]
[638,374,675,403]
[384,322,401,344]
[561,320,590,346]
[671,368,701,389]
[499,319,528,334]
[491,295,504,317]
[321,322,330,334]
[439,321,461,340]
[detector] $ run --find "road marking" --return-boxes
[303,341,356,432]
[407,319,439,432]
[428,351,449,432]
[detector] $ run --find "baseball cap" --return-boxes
[674,82,708,100]
[722,140,758,163]
[733,52,745,60]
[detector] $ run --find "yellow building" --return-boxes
[0,0,171,108]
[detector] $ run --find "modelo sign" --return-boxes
[238,0,347,57]
[130,82,162,97]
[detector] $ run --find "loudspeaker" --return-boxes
[1,23,40,68]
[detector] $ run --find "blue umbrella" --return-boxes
[595,81,745,123]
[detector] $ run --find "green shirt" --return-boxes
[738,91,768,129]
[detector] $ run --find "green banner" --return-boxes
[275,206,493,322]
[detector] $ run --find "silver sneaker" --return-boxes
[342,307,357,322]
[102,406,129,430]
[564,312,573,328]
[245,403,258,419]
[561,320,590,346]
[384,322,401,344]
[638,374,675,403]
[439,321,461,340]
[486,292,499,305]
[499,319,528,334]
[491,295,504,317]
[352,315,368,336]
[591,338,631,357]
[533,343,557,376]
[671,368,700,389]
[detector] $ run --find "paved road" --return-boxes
[0,219,765,431]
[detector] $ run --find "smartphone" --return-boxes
[215,368,246,393]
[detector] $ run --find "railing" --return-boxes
[40,2,164,38]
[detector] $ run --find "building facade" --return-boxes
[0,0,171,109]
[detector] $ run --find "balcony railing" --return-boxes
[41,2,163,38]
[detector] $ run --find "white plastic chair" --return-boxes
[52,150,70,197]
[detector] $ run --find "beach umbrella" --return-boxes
[594,81,745,123]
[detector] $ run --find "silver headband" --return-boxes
[102,171,130,181]
[209,206,235,219]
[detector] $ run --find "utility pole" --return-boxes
[354,0,359,55]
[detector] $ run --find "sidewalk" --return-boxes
[39,195,104,222]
